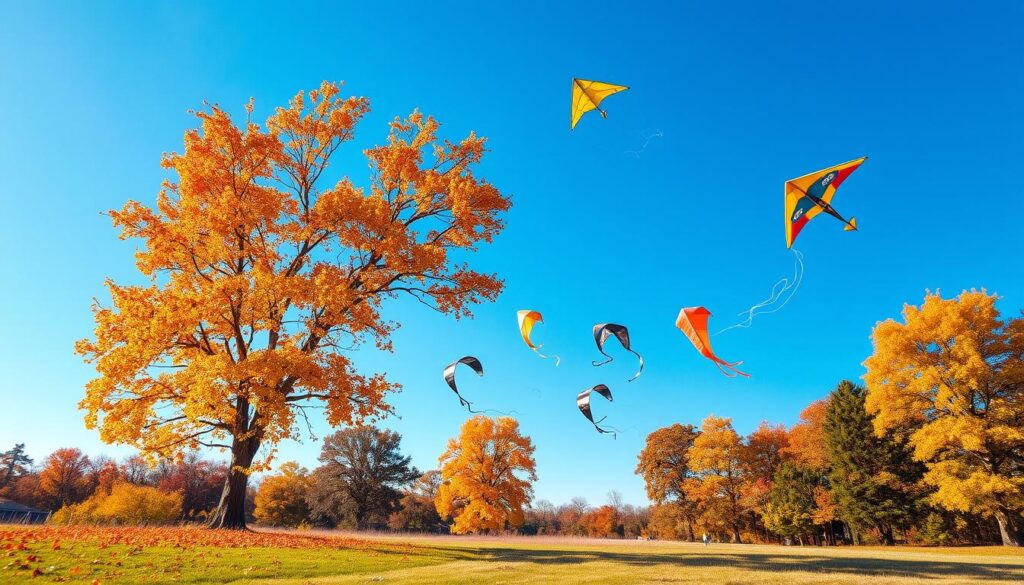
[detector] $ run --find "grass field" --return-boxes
[3,525,1023,584]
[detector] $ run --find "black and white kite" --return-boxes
[592,323,644,381]
[577,384,615,436]
[444,356,484,412]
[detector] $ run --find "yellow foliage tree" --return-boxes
[253,461,310,527]
[864,290,1024,546]
[52,482,182,525]
[75,82,511,528]
[690,415,747,543]
[435,416,536,534]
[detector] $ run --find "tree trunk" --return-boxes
[732,523,742,543]
[207,435,260,529]
[994,508,1024,546]
[878,523,895,545]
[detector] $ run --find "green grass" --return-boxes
[3,525,1023,584]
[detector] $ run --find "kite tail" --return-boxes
[715,248,804,336]
[714,358,751,378]
[532,347,561,366]
[627,350,645,382]
[592,355,614,367]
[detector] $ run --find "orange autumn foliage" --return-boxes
[784,399,830,472]
[742,421,790,483]
[75,81,511,527]
[435,416,537,534]
[253,461,311,528]
[580,505,618,538]
[0,524,404,552]
[811,485,838,525]
[38,448,93,509]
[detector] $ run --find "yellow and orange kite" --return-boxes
[571,78,629,130]
[676,306,749,377]
[517,310,560,365]
[785,157,867,248]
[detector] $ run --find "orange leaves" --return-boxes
[253,462,311,527]
[37,449,93,509]
[742,421,790,483]
[435,416,537,534]
[579,505,618,537]
[0,525,379,552]
[635,423,698,506]
[76,80,510,498]
[784,399,829,472]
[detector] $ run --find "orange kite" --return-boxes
[676,307,750,377]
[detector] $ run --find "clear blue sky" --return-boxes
[1,1,1022,507]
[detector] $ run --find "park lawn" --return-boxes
[0,525,459,584]
[3,526,1024,585]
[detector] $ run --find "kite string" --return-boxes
[715,248,804,336]
[477,408,526,417]
[624,129,664,158]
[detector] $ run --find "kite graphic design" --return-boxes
[676,306,750,377]
[443,356,485,412]
[571,78,629,129]
[577,384,615,436]
[517,310,560,365]
[785,157,867,248]
[592,323,644,381]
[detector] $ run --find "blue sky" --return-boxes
[1,1,1022,507]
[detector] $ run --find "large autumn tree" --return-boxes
[864,290,1024,546]
[76,82,511,528]
[435,415,536,534]
[635,423,699,541]
[690,415,747,543]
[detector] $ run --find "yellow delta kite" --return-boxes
[571,78,629,130]
[784,157,867,248]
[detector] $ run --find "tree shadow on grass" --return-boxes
[455,546,1024,582]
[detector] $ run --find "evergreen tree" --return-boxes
[823,380,924,544]
[0,444,33,490]
[762,462,817,543]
